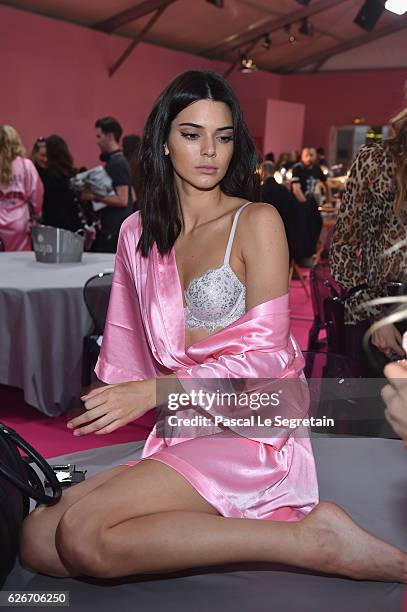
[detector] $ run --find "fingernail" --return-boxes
[67,423,73,429]
[74,431,81,436]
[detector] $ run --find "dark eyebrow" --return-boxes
[178,122,233,131]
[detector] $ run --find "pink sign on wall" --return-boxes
[263,98,305,159]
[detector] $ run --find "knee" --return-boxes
[55,507,107,578]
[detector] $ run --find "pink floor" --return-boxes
[0,275,313,458]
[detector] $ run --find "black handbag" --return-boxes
[0,422,62,589]
[324,283,369,356]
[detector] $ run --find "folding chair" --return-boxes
[82,271,113,387]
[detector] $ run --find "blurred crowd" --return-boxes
[0,118,141,253]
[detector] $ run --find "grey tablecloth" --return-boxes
[0,252,115,416]
[5,434,407,611]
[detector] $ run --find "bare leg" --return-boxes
[24,458,407,583]
[59,502,407,582]
[19,465,131,578]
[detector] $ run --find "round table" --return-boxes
[0,251,115,416]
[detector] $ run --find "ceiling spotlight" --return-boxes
[206,0,224,7]
[240,55,257,73]
[284,23,297,43]
[385,0,407,15]
[262,34,271,49]
[299,17,314,36]
[354,0,385,31]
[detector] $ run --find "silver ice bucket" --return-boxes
[32,225,85,263]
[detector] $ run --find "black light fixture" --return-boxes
[295,0,311,5]
[284,23,297,44]
[262,33,271,49]
[206,0,224,7]
[240,55,257,73]
[354,0,385,31]
[299,17,314,36]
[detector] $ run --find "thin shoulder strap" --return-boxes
[223,201,252,265]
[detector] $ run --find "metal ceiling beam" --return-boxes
[108,4,169,77]
[94,0,176,33]
[277,17,407,74]
[201,0,345,58]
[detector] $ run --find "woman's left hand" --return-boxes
[371,323,405,358]
[67,379,156,436]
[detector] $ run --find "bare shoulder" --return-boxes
[239,202,286,242]
[238,203,289,302]
[244,201,283,221]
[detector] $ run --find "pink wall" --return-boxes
[229,71,281,154]
[280,70,407,153]
[0,5,279,168]
[264,99,305,158]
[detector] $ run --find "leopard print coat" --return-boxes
[330,141,407,325]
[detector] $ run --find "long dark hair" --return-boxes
[45,134,76,179]
[137,70,260,257]
[122,134,142,197]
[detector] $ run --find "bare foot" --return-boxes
[297,501,407,583]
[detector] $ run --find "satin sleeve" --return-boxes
[94,228,162,384]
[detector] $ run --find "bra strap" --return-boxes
[223,201,252,265]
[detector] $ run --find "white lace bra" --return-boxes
[184,201,252,332]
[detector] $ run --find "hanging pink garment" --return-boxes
[0,156,43,251]
[95,211,318,521]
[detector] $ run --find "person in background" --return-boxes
[0,125,43,251]
[30,137,47,175]
[291,147,331,205]
[316,146,327,167]
[40,135,82,232]
[330,103,407,375]
[81,116,133,253]
[122,133,141,210]
[277,152,289,171]
[285,150,300,171]
[122,134,141,163]
[260,161,297,260]
[264,151,275,163]
[290,147,327,264]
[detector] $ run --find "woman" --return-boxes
[30,137,47,174]
[122,133,141,210]
[0,125,43,251]
[40,135,83,232]
[20,71,406,582]
[330,105,407,372]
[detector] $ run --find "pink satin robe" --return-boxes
[95,211,319,521]
[0,156,44,251]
